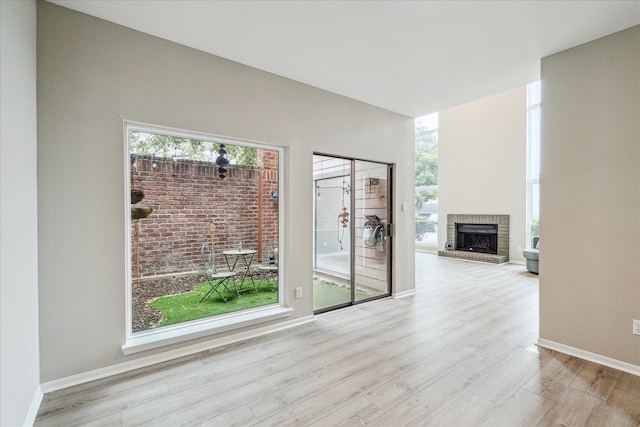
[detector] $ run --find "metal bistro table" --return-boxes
[222,249,257,293]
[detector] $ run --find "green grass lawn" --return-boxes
[313,279,369,310]
[150,278,371,326]
[150,280,278,327]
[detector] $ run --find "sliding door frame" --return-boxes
[313,152,393,314]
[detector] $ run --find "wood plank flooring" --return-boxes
[35,254,640,426]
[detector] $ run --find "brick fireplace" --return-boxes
[438,214,509,263]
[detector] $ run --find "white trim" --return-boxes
[122,305,293,355]
[509,259,526,266]
[392,289,417,299]
[537,338,640,377]
[123,122,132,339]
[42,315,314,394]
[24,385,43,427]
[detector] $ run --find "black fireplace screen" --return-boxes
[455,223,498,254]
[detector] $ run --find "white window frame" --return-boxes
[122,121,291,355]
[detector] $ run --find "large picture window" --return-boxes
[124,122,287,353]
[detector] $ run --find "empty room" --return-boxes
[2,1,639,426]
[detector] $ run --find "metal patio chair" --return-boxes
[200,243,238,303]
[257,241,278,292]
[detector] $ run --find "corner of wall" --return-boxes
[1,1,42,425]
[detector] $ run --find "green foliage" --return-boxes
[224,144,257,166]
[531,217,540,238]
[415,220,429,240]
[150,280,277,326]
[130,132,257,166]
[415,216,436,240]
[415,131,438,202]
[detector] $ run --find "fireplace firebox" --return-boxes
[455,223,498,254]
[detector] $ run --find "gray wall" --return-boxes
[540,25,640,365]
[37,2,415,382]
[1,1,41,425]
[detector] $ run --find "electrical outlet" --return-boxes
[633,319,640,336]
[518,246,522,252]
[295,287,302,299]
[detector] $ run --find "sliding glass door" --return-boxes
[313,154,391,313]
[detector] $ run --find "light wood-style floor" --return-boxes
[35,254,640,426]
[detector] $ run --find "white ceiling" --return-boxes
[50,0,639,118]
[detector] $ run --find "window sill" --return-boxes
[122,304,293,355]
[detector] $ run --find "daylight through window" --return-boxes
[415,112,438,248]
[527,81,541,246]
[127,126,281,336]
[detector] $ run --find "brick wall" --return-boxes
[131,151,278,278]
[258,150,279,262]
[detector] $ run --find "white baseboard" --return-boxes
[24,385,43,427]
[393,289,417,299]
[509,259,526,266]
[41,315,315,394]
[537,338,640,376]
[122,305,294,355]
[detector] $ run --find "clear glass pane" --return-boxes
[354,160,389,302]
[531,182,540,240]
[130,131,279,333]
[415,112,439,133]
[314,175,351,276]
[527,80,542,248]
[313,155,351,310]
[528,80,541,106]
[530,105,541,179]
[415,113,438,247]
[416,192,438,246]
